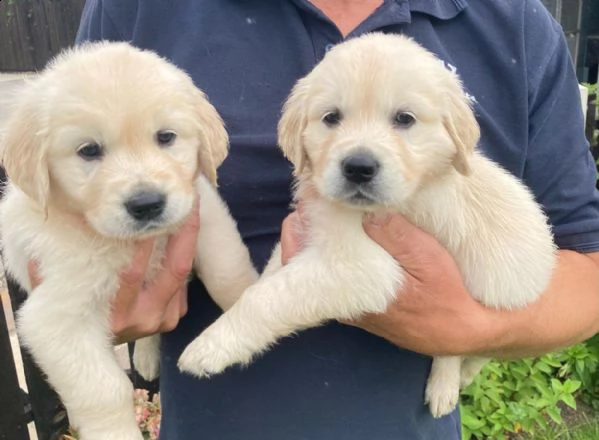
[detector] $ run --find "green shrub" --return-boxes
[460,334,599,439]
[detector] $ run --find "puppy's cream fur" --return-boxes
[0,42,257,440]
[178,34,557,418]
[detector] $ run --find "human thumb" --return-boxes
[363,213,444,273]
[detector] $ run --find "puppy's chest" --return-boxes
[307,207,382,260]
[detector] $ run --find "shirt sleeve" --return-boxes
[523,0,599,252]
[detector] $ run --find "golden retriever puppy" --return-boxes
[178,33,557,418]
[0,42,257,440]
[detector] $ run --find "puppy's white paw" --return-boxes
[424,379,460,418]
[178,330,246,378]
[133,351,160,382]
[132,336,160,381]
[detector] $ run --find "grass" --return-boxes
[527,416,599,440]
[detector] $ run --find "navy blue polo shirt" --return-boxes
[76,1,599,439]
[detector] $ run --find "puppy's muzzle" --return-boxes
[125,190,166,222]
[341,152,380,184]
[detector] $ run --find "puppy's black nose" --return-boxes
[341,153,380,184]
[125,190,166,222]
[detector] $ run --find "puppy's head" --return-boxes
[278,33,480,210]
[1,42,228,238]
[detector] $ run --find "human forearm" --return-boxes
[476,250,599,359]
[279,212,599,359]
[340,215,599,359]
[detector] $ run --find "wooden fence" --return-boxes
[0,0,85,72]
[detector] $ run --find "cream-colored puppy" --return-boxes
[178,33,557,417]
[0,42,257,440]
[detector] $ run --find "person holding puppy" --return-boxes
[70,0,599,439]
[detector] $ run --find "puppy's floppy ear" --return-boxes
[443,80,480,176]
[277,78,310,176]
[1,94,50,208]
[194,90,229,186]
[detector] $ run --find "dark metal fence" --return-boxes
[0,281,68,440]
[0,292,30,440]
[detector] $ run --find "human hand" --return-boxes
[28,204,200,345]
[278,208,496,356]
[280,204,307,264]
[345,214,494,356]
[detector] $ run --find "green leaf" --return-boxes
[542,357,563,368]
[560,393,577,409]
[546,405,563,425]
[550,378,563,392]
[531,397,551,409]
[485,388,503,404]
[510,363,530,378]
[461,412,485,430]
[563,379,582,394]
[534,361,553,374]
[461,426,471,440]
[479,396,491,414]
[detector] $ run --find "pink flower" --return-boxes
[132,388,161,439]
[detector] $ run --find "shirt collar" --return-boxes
[408,0,468,20]
[291,0,468,26]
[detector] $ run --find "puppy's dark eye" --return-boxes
[393,111,416,128]
[77,142,104,161]
[155,130,177,147]
[322,109,342,127]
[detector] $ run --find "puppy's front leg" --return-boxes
[425,356,462,418]
[178,247,401,378]
[18,285,142,440]
[194,176,258,311]
[132,335,161,381]
[425,355,488,418]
